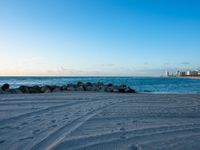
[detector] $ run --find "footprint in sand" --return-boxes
[128,144,139,150]
[120,127,125,131]
[20,122,28,126]
[19,136,34,141]
[117,122,121,125]
[120,134,127,139]
[34,118,41,122]
[32,129,41,135]
[0,140,5,144]
[48,124,57,129]
[51,120,56,123]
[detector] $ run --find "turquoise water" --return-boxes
[0,77,200,94]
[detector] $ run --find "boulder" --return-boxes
[98,85,107,92]
[107,83,113,87]
[1,83,10,91]
[112,86,119,92]
[77,81,84,87]
[40,86,51,93]
[0,88,4,94]
[0,82,136,94]
[104,86,113,92]
[76,86,85,91]
[95,82,104,87]
[61,85,68,91]
[124,87,136,93]
[86,82,93,86]
[7,89,23,94]
[28,86,41,93]
[52,87,61,93]
[144,90,151,93]
[19,86,30,93]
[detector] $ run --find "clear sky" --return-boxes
[0,0,200,76]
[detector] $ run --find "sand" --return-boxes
[0,92,200,150]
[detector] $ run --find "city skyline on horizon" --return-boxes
[0,0,200,76]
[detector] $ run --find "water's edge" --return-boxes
[1,76,200,94]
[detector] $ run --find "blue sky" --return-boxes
[0,0,200,76]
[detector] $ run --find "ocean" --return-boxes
[0,76,200,94]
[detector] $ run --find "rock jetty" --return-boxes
[0,82,136,94]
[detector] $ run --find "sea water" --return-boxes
[0,76,200,94]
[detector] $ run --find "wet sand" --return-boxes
[0,92,200,150]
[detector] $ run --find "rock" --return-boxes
[19,86,30,93]
[1,83,10,91]
[95,82,104,87]
[112,86,119,92]
[48,85,58,91]
[107,83,113,87]
[86,82,92,86]
[61,85,68,91]
[28,86,41,93]
[40,86,51,93]
[144,90,151,92]
[98,85,107,92]
[0,82,136,94]
[105,86,113,92]
[67,84,76,91]
[124,87,136,93]
[76,86,85,91]
[85,84,98,91]
[52,87,61,93]
[7,89,23,94]
[0,88,4,94]
[77,81,84,87]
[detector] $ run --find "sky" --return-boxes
[0,0,200,76]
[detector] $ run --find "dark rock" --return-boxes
[86,82,92,86]
[124,87,136,93]
[144,90,151,92]
[0,82,136,94]
[48,85,59,91]
[105,87,113,92]
[61,85,68,91]
[95,82,104,87]
[7,89,23,94]
[107,83,113,87]
[40,86,51,93]
[52,87,61,93]
[77,86,85,91]
[0,88,4,94]
[28,86,41,93]
[112,86,119,92]
[19,86,30,93]
[1,83,10,91]
[77,81,84,87]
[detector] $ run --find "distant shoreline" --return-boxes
[165,76,200,79]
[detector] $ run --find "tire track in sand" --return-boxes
[30,100,122,150]
[0,100,89,126]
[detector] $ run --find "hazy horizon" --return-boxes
[0,0,200,76]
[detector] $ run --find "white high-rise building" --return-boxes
[186,70,198,76]
[165,71,170,77]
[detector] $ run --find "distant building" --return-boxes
[165,71,170,77]
[186,70,198,76]
[180,71,186,76]
[176,71,186,76]
[176,70,180,76]
[166,69,200,77]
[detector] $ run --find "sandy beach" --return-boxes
[0,92,200,150]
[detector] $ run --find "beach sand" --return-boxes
[1,92,200,150]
